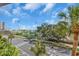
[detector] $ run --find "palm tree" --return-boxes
[30,39,46,56]
[57,21,68,38]
[58,11,69,26]
[68,6,79,56]
[58,5,79,56]
[58,11,71,42]
[8,34,14,43]
[0,34,2,40]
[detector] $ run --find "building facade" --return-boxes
[0,22,5,30]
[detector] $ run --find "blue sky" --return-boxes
[0,3,77,30]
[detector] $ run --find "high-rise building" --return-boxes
[0,22,5,30]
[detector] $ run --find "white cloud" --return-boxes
[62,7,69,13]
[23,3,41,12]
[32,24,38,29]
[51,7,63,18]
[45,19,55,24]
[19,24,38,30]
[68,3,76,6]
[19,25,27,30]
[0,9,11,16]
[63,8,67,12]
[12,18,19,24]
[32,25,36,28]
[12,6,31,17]
[45,19,66,24]
[12,7,21,16]
[52,12,59,18]
[42,3,55,13]
[28,24,38,30]
[4,10,12,16]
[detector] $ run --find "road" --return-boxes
[12,38,35,56]
[12,37,71,56]
[46,46,71,56]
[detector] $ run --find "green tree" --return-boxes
[30,39,46,56]
[0,34,2,39]
[36,22,68,41]
[8,34,14,43]
[58,5,79,55]
[37,23,56,40]
[54,21,68,38]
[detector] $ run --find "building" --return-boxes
[0,22,5,30]
[0,22,11,35]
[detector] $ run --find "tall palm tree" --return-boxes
[68,6,79,56]
[58,5,79,56]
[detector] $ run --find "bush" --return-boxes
[0,35,20,56]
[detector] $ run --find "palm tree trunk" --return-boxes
[72,32,78,56]
[11,39,12,43]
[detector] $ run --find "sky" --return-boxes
[0,3,77,30]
